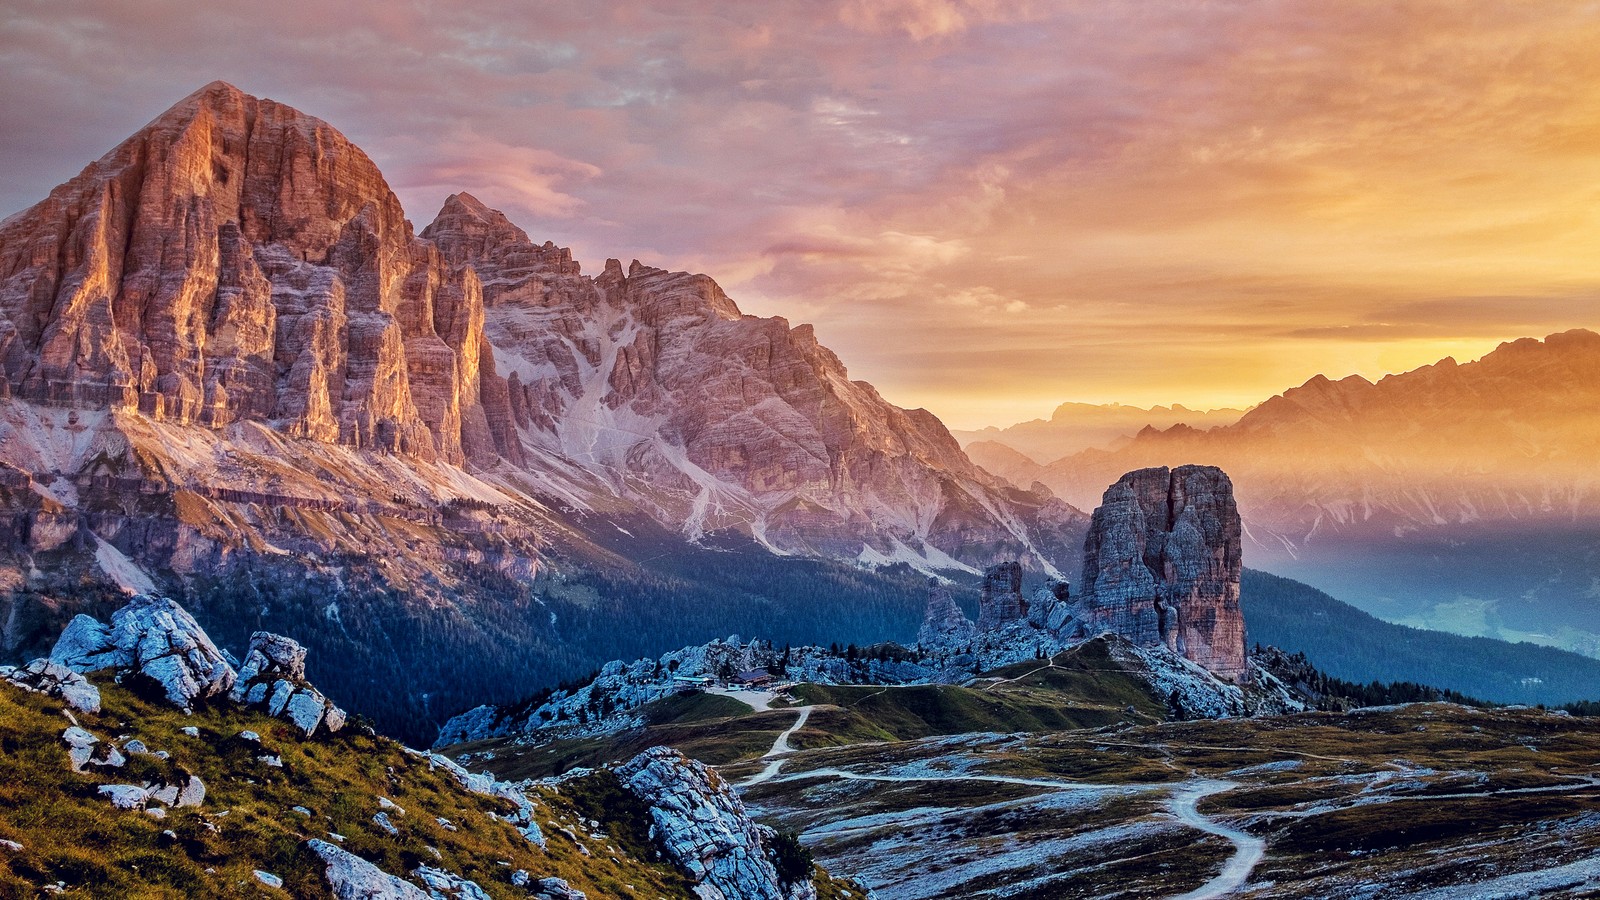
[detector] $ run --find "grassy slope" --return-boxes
[0,677,857,899]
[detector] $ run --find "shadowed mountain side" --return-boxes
[1242,568,1600,706]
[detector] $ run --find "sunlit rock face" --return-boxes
[1077,465,1247,681]
[0,81,512,465]
[422,192,1087,574]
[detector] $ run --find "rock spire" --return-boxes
[1076,465,1247,681]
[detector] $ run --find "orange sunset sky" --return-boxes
[2,1,1597,428]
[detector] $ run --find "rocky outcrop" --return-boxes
[976,562,1027,630]
[0,81,506,465]
[615,747,816,900]
[228,632,347,736]
[50,593,352,731]
[1028,580,1075,634]
[307,839,431,900]
[51,594,236,708]
[2,658,101,713]
[917,582,975,647]
[1075,466,1247,681]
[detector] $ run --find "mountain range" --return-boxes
[0,83,1082,739]
[955,401,1247,464]
[967,330,1600,657]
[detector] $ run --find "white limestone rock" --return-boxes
[62,726,107,771]
[413,866,492,900]
[307,839,431,900]
[50,595,236,710]
[3,658,102,713]
[530,877,586,900]
[615,747,815,900]
[254,870,284,890]
[228,632,347,736]
[98,784,149,810]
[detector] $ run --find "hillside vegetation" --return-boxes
[1242,568,1600,706]
[0,674,861,898]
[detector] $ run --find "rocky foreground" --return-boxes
[0,594,862,899]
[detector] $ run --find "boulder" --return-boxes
[3,658,101,713]
[530,877,586,900]
[306,839,430,900]
[51,595,236,709]
[412,866,492,900]
[615,746,814,900]
[229,632,346,736]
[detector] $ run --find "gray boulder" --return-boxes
[3,658,101,713]
[51,595,236,709]
[307,839,430,899]
[229,632,347,736]
[616,746,815,900]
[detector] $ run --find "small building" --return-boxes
[672,675,714,693]
[733,669,773,688]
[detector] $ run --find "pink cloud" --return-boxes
[2,0,1599,428]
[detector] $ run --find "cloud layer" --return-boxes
[3,0,1597,427]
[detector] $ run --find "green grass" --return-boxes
[0,676,864,899]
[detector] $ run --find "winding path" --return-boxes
[741,705,814,786]
[1169,780,1265,900]
[750,759,1266,897]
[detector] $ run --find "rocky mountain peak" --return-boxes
[1076,465,1247,681]
[0,82,515,463]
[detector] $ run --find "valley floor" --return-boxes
[727,703,1600,899]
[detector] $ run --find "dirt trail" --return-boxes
[1169,780,1264,900]
[740,706,813,786]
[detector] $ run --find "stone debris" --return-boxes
[413,866,492,900]
[530,876,587,900]
[307,839,430,899]
[98,785,150,810]
[0,839,22,852]
[373,811,400,836]
[51,595,237,709]
[410,750,545,849]
[2,659,102,713]
[93,774,206,812]
[62,726,104,771]
[254,870,284,889]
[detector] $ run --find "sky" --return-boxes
[2,1,1598,429]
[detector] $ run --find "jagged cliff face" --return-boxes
[0,81,515,465]
[421,192,1084,573]
[1077,465,1246,681]
[0,83,1088,735]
